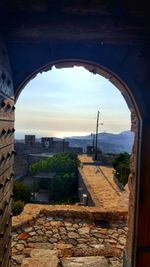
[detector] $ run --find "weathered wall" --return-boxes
[125,109,139,266]
[0,37,14,267]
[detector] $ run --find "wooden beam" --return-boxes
[3,15,150,44]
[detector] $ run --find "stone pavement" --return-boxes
[78,155,129,209]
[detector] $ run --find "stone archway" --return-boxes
[15,59,140,267]
[0,0,149,264]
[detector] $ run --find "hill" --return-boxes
[66,131,134,154]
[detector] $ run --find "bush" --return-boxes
[13,181,31,203]
[112,152,130,186]
[12,200,24,216]
[56,195,79,204]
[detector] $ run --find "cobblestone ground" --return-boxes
[11,214,127,266]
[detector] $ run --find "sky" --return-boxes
[15,66,131,139]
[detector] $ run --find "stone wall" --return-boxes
[11,204,128,266]
[125,109,139,266]
[105,104,139,267]
[14,145,28,178]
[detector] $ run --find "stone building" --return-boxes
[41,137,54,149]
[25,135,36,148]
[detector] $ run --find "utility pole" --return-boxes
[92,134,95,154]
[94,111,100,160]
[62,138,65,153]
[91,133,95,154]
[94,110,104,160]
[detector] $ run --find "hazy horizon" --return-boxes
[15,66,131,139]
[15,129,131,140]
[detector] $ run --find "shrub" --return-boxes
[13,181,31,203]
[112,152,130,186]
[12,200,24,216]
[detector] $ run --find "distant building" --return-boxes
[53,140,69,153]
[25,135,35,147]
[41,137,53,149]
[41,137,69,153]
[14,134,84,178]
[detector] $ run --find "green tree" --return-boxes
[29,153,80,203]
[29,153,80,176]
[52,173,76,201]
[112,152,130,186]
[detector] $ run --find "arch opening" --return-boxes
[13,60,140,267]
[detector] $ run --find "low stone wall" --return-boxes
[78,169,95,206]
[12,204,128,227]
[11,204,128,266]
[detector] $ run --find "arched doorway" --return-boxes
[0,0,149,264]
[14,59,140,267]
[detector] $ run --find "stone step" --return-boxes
[30,249,58,258]
[21,258,58,267]
[61,256,109,267]
[21,249,59,267]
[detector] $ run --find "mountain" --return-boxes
[66,131,134,154]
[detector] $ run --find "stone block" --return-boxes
[56,243,72,250]
[30,249,58,258]
[12,255,25,264]
[78,227,90,235]
[34,243,53,249]
[21,257,58,267]
[61,256,108,267]
[17,233,29,240]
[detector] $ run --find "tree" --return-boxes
[29,153,80,203]
[29,153,80,176]
[112,152,130,186]
[53,172,76,201]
